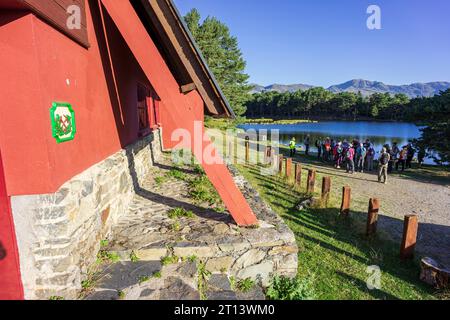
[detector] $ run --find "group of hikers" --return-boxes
[288,135,425,184]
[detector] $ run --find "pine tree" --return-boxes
[184,9,251,117]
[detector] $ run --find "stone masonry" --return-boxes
[10,130,162,300]
[85,154,298,300]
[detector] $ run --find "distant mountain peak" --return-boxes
[250,79,450,98]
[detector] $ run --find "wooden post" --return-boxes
[264,146,272,164]
[295,163,302,186]
[400,215,418,260]
[278,154,284,174]
[306,169,316,193]
[366,198,380,236]
[340,186,351,216]
[321,177,331,207]
[245,141,250,163]
[285,158,293,178]
[228,141,235,164]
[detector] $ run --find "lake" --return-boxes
[238,121,434,164]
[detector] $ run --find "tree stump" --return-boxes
[400,215,418,260]
[306,169,316,194]
[321,176,331,207]
[340,186,351,216]
[420,257,450,289]
[366,198,380,236]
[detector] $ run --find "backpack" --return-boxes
[345,149,352,159]
[380,153,389,165]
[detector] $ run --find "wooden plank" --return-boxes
[366,198,379,236]
[400,215,419,260]
[278,154,284,174]
[20,0,89,47]
[340,186,351,216]
[321,176,331,207]
[144,0,231,116]
[285,158,292,178]
[306,169,316,194]
[180,82,196,94]
[295,163,302,186]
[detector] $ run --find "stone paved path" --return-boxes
[83,154,297,300]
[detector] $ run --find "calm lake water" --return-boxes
[238,121,434,164]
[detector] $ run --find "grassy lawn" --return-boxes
[236,162,442,300]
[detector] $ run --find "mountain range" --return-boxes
[250,79,450,98]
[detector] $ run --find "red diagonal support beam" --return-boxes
[100,0,257,226]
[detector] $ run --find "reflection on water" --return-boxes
[238,121,436,164]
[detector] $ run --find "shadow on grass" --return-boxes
[238,162,441,299]
[335,271,399,300]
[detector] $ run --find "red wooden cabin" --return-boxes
[0,0,257,299]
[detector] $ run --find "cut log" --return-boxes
[420,257,450,289]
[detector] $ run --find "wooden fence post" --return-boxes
[340,186,351,216]
[321,176,331,207]
[366,198,380,236]
[295,163,302,186]
[245,141,250,163]
[306,169,316,193]
[278,154,284,174]
[400,215,419,260]
[286,158,293,179]
[264,146,272,164]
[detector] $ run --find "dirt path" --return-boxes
[292,155,450,266]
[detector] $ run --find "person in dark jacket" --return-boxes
[406,143,415,169]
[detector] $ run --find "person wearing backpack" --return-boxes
[355,143,367,173]
[366,145,375,171]
[345,146,355,174]
[378,147,391,184]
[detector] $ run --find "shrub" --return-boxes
[266,276,315,300]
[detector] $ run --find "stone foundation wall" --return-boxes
[10,130,162,300]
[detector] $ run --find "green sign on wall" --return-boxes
[50,102,76,143]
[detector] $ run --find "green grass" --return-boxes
[197,261,212,300]
[235,278,255,293]
[130,251,140,263]
[167,207,195,219]
[117,290,126,300]
[96,250,120,264]
[188,175,224,208]
[152,271,162,279]
[237,163,439,300]
[138,275,150,284]
[266,276,315,300]
[161,255,179,266]
[166,168,189,181]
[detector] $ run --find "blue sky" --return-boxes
[174,0,450,87]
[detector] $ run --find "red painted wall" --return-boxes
[0,5,152,196]
[0,150,24,300]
